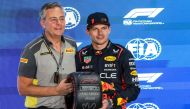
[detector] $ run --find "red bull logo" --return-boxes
[101,81,115,92]
[117,97,128,106]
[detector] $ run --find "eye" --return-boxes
[102,26,108,30]
[59,17,65,22]
[92,27,98,31]
[49,18,58,23]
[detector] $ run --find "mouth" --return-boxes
[97,35,104,40]
[55,28,62,30]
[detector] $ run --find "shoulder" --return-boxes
[111,43,134,60]
[78,45,91,52]
[24,36,43,54]
[64,35,77,48]
[64,35,76,43]
[77,45,91,57]
[112,43,125,49]
[112,43,131,53]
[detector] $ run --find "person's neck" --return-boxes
[45,33,62,53]
[92,41,108,50]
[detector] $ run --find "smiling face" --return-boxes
[40,7,65,38]
[87,24,110,49]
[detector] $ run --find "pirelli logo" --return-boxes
[20,58,28,63]
[65,48,75,54]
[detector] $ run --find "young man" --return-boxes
[17,2,76,109]
[76,12,140,109]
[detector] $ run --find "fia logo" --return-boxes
[64,7,80,29]
[126,38,161,60]
[127,103,159,109]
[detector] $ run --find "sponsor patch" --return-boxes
[95,51,102,55]
[65,48,75,54]
[130,70,137,76]
[40,52,51,55]
[82,65,93,69]
[132,77,139,82]
[84,56,92,64]
[117,97,127,106]
[20,58,28,63]
[101,81,115,92]
[104,56,116,61]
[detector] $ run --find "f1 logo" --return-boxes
[138,73,163,83]
[124,8,164,18]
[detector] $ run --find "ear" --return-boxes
[40,19,46,29]
[108,27,111,34]
[86,29,90,35]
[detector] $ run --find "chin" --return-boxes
[55,32,64,36]
[55,30,64,35]
[98,40,107,44]
[96,42,106,45]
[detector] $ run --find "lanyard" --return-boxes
[43,39,64,72]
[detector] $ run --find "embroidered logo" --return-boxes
[84,56,92,64]
[104,56,116,61]
[20,58,28,63]
[65,48,75,54]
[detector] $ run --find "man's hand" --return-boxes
[56,79,73,95]
[99,99,113,109]
[99,99,109,109]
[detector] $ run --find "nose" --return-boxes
[56,18,65,25]
[98,29,103,35]
[56,19,62,25]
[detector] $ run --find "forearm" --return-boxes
[17,76,60,97]
[119,85,140,102]
[112,85,140,106]
[18,85,59,97]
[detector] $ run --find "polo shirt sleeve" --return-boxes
[18,47,37,79]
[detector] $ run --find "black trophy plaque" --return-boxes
[65,72,102,109]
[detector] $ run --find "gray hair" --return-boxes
[39,2,63,19]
